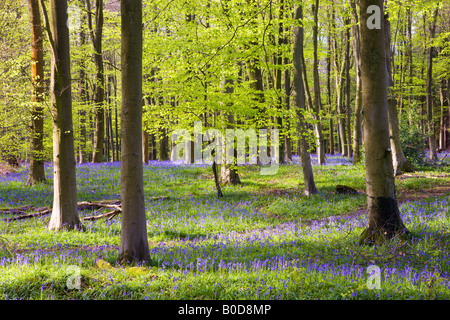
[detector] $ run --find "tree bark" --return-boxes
[142,130,149,164]
[312,0,325,165]
[87,0,105,163]
[359,0,408,244]
[350,0,362,164]
[426,8,439,160]
[344,15,352,158]
[45,0,83,231]
[77,2,88,164]
[27,0,46,185]
[119,0,150,264]
[220,78,241,185]
[384,13,414,174]
[293,1,317,196]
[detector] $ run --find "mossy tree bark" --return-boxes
[46,0,83,231]
[119,0,150,264]
[359,0,408,245]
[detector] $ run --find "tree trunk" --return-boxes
[359,0,408,245]
[159,128,169,161]
[327,9,334,155]
[77,4,88,164]
[384,14,414,174]
[426,8,439,160]
[312,0,325,165]
[274,0,285,164]
[406,7,413,125]
[87,0,105,163]
[332,22,347,157]
[119,0,150,264]
[44,0,83,231]
[350,0,362,164]
[220,78,241,185]
[284,56,292,162]
[439,80,445,151]
[27,0,46,185]
[344,16,352,158]
[142,130,149,164]
[293,1,317,196]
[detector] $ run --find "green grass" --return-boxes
[0,159,449,300]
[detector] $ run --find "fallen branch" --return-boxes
[83,209,121,221]
[2,197,169,222]
[77,201,121,211]
[0,205,36,215]
[4,208,52,221]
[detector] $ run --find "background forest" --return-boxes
[1,0,449,169]
[0,0,449,302]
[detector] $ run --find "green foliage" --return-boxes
[399,117,427,168]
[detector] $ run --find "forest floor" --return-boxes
[0,153,449,300]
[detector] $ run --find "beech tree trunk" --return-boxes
[384,14,414,175]
[77,3,88,164]
[312,0,325,165]
[359,0,408,244]
[293,1,317,196]
[87,0,105,163]
[350,0,362,164]
[220,78,241,185]
[27,0,46,186]
[344,15,352,158]
[45,0,83,231]
[119,0,151,264]
[426,8,439,160]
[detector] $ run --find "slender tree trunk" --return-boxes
[344,16,352,158]
[159,128,169,161]
[220,78,241,185]
[284,56,292,162]
[426,8,439,160]
[407,7,413,124]
[293,1,317,196]
[119,0,150,264]
[447,78,450,150]
[27,0,46,185]
[87,0,105,163]
[439,80,445,150]
[44,0,83,231]
[385,14,414,174]
[332,21,347,156]
[359,0,408,244]
[142,97,149,164]
[327,6,334,155]
[142,130,149,164]
[77,5,88,164]
[312,0,325,165]
[274,0,285,164]
[350,0,362,164]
